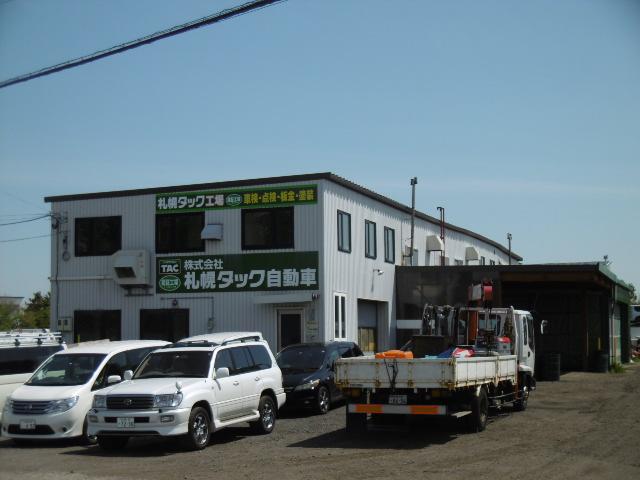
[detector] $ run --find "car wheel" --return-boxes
[251,395,276,434]
[181,406,211,451]
[80,416,98,445]
[316,385,330,415]
[97,436,129,450]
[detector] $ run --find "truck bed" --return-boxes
[336,354,517,390]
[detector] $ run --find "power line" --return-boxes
[0,214,50,226]
[0,0,287,90]
[0,233,52,243]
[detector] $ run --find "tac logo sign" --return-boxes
[225,193,242,207]
[159,259,181,274]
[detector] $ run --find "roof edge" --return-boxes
[44,171,521,261]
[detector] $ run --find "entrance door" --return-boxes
[278,310,302,351]
[358,300,378,354]
[140,309,189,342]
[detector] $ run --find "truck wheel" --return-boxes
[345,406,367,434]
[316,386,330,415]
[97,436,129,450]
[251,395,276,434]
[514,386,529,412]
[467,388,488,433]
[181,406,211,450]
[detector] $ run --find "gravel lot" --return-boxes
[2,364,639,480]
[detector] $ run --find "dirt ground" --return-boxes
[2,363,639,480]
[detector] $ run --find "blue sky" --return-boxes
[1,0,638,300]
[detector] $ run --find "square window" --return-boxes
[156,212,204,253]
[242,207,294,250]
[75,217,121,256]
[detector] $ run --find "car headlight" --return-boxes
[3,399,12,412]
[153,393,183,408]
[294,379,320,391]
[48,396,79,414]
[93,395,107,409]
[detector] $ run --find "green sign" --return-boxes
[156,251,319,294]
[156,184,317,213]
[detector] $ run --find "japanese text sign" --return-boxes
[156,252,319,293]
[156,184,317,213]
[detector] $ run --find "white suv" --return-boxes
[88,332,286,451]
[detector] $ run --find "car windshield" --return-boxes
[0,345,64,375]
[26,353,107,386]
[134,350,212,379]
[276,346,326,372]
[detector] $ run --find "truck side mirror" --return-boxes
[123,370,133,381]
[215,367,230,379]
[107,375,122,385]
[540,320,548,335]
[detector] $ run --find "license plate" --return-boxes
[116,417,135,428]
[388,395,407,405]
[19,420,36,430]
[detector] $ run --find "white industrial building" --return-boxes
[45,172,521,352]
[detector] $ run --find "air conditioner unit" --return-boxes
[465,246,480,262]
[112,250,150,287]
[426,235,444,252]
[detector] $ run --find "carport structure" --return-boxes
[395,262,634,372]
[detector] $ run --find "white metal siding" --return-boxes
[50,182,325,352]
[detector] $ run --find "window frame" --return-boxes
[241,206,294,250]
[74,216,121,257]
[364,220,377,259]
[155,212,205,254]
[384,227,395,264]
[337,210,351,253]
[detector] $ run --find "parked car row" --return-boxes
[1,331,363,451]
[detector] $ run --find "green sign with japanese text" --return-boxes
[156,184,317,213]
[156,251,319,294]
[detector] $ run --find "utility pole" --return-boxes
[437,206,445,266]
[507,233,512,265]
[409,177,418,266]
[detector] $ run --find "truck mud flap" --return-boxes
[348,404,447,415]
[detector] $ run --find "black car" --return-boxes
[276,341,363,414]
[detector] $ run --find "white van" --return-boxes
[1,340,168,444]
[0,330,66,422]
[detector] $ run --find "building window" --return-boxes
[242,207,294,250]
[334,293,347,339]
[490,260,496,265]
[337,210,351,253]
[384,227,395,263]
[75,216,121,257]
[74,310,121,343]
[156,212,204,253]
[365,220,376,259]
[140,309,189,342]
[454,259,464,266]
[480,256,486,265]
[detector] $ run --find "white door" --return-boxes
[519,314,536,373]
[211,348,244,420]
